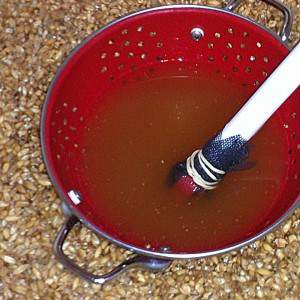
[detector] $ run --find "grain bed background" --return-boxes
[0,0,300,299]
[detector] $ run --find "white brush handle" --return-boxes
[221,42,300,141]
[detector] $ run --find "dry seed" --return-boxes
[2,255,16,264]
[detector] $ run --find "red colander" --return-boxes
[41,0,300,283]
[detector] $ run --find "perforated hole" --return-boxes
[101,66,108,73]
[243,32,249,37]
[72,107,77,113]
[208,43,214,49]
[137,26,143,32]
[122,29,128,35]
[215,32,221,38]
[291,112,297,118]
[245,67,251,73]
[109,75,115,81]
[138,41,144,47]
[63,118,68,126]
[64,136,69,141]
[291,132,296,139]
[256,42,262,48]
[51,121,56,127]
[69,126,76,132]
[101,53,107,59]
[232,66,238,72]
[57,154,61,160]
[150,31,157,37]
[128,52,134,58]
[108,39,114,45]
[57,129,62,134]
[124,40,130,46]
[74,143,79,148]
[63,102,68,108]
[141,53,147,59]
[240,43,245,49]
[264,57,269,63]
[156,42,163,48]
[223,55,228,62]
[114,52,120,58]
[228,28,233,34]
[250,56,256,61]
[262,70,268,77]
[79,116,84,122]
[254,80,260,86]
[208,56,215,62]
[236,54,242,61]
[227,42,233,49]
[292,159,296,165]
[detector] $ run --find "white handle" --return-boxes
[221,42,300,141]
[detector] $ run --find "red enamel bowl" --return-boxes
[41,0,300,283]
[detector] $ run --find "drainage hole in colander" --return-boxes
[236,54,242,61]
[101,66,108,73]
[223,55,228,62]
[79,116,84,122]
[262,70,268,77]
[208,43,214,49]
[240,43,245,49]
[254,80,260,86]
[208,56,214,62]
[137,26,143,32]
[141,53,147,59]
[291,112,297,118]
[228,27,233,34]
[138,41,144,47]
[256,42,262,48]
[108,39,114,45]
[101,52,107,59]
[250,56,256,61]
[122,28,128,35]
[215,32,221,38]
[124,40,130,46]
[243,32,249,37]
[72,107,77,113]
[264,57,269,63]
[63,118,67,126]
[114,52,120,58]
[157,42,163,48]
[227,42,233,49]
[245,66,251,73]
[291,132,296,139]
[150,31,157,37]
[292,159,297,165]
[57,154,61,160]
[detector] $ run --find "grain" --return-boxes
[0,0,299,299]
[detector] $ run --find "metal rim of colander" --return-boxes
[41,4,300,259]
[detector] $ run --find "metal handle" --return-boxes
[54,215,171,284]
[225,0,293,43]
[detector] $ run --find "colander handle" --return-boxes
[54,215,171,284]
[225,0,293,43]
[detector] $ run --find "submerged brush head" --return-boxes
[173,133,249,196]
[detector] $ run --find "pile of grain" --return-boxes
[0,0,299,299]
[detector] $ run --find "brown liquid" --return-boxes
[82,69,287,252]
